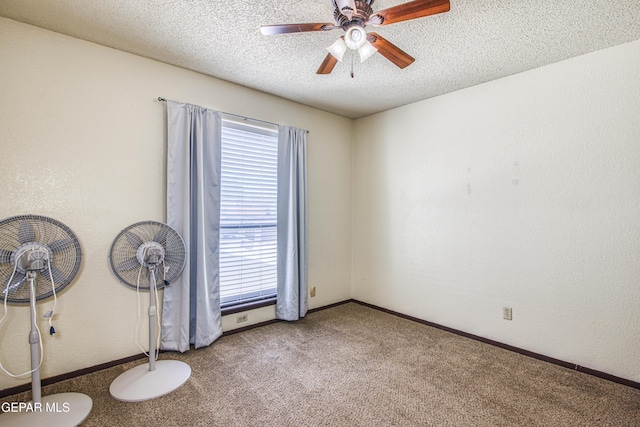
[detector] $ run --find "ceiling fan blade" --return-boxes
[260,23,336,35]
[367,33,415,69]
[317,53,339,74]
[373,0,449,26]
[19,220,36,244]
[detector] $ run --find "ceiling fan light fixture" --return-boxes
[327,37,348,61]
[358,41,378,62]
[344,25,367,50]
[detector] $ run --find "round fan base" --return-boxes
[0,392,92,427]
[109,359,191,402]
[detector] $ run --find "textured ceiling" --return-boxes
[1,0,639,119]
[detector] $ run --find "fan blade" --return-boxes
[19,220,35,244]
[372,0,449,26]
[163,252,182,265]
[124,231,144,249]
[116,257,141,272]
[367,33,415,69]
[45,265,67,284]
[3,273,26,295]
[0,249,12,263]
[317,53,339,74]
[49,238,74,253]
[153,227,169,246]
[260,23,336,35]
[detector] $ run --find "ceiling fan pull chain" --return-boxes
[351,53,355,78]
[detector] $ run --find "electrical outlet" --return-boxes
[310,286,316,297]
[236,314,248,323]
[503,307,513,320]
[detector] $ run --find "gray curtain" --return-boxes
[276,126,308,321]
[162,101,223,351]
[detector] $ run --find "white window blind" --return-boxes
[219,119,278,307]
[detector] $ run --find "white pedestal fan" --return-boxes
[0,215,92,427]
[107,220,190,402]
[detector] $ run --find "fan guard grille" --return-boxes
[0,214,82,304]
[108,221,186,291]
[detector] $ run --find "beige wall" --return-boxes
[353,39,640,382]
[0,18,352,390]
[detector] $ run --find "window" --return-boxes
[219,118,278,308]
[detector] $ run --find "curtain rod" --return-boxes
[157,97,309,134]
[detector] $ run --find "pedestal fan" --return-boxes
[0,214,92,427]
[107,220,190,402]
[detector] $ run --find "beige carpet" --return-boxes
[1,302,639,426]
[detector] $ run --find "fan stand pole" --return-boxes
[27,272,42,404]
[148,268,157,372]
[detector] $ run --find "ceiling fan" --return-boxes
[260,0,450,74]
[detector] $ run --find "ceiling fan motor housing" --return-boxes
[334,0,375,27]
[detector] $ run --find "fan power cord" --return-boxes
[0,252,44,378]
[0,258,19,328]
[153,267,161,360]
[162,258,170,286]
[46,259,57,335]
